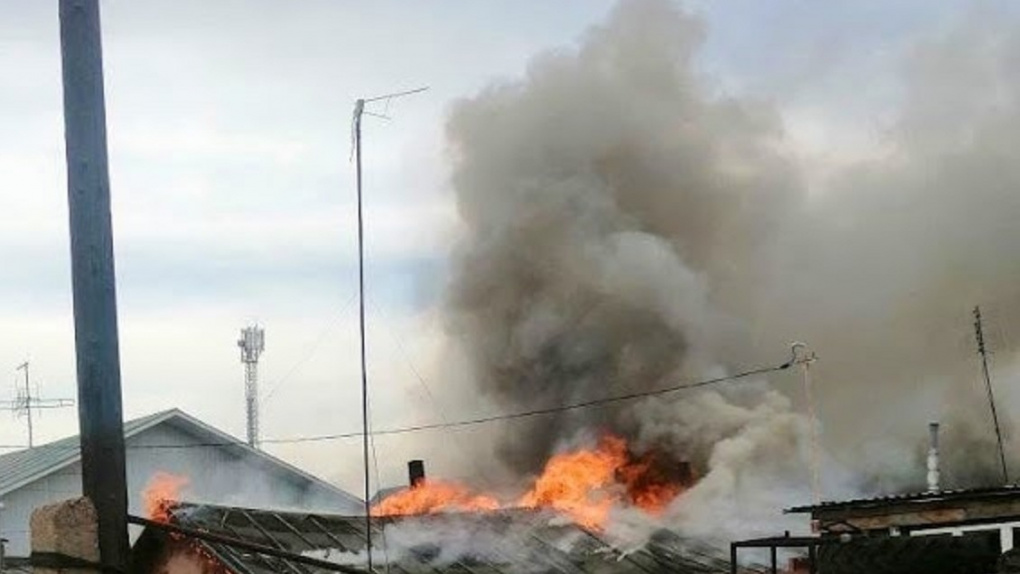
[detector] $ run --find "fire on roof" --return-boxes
[130,502,755,574]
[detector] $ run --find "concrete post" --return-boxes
[30,498,99,574]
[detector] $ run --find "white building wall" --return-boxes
[0,464,80,558]
[0,422,360,557]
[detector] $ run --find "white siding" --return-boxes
[0,462,80,558]
[0,421,360,557]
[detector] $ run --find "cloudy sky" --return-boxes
[0,0,995,494]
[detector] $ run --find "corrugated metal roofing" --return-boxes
[0,409,171,496]
[785,485,1020,514]
[0,409,361,508]
[134,502,745,574]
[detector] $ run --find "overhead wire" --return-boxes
[261,292,358,406]
[0,355,796,452]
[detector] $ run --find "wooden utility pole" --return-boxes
[58,0,130,570]
[974,306,1009,484]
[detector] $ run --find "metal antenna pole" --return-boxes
[353,98,373,572]
[974,306,1009,484]
[2,363,74,448]
[17,363,32,448]
[792,342,821,505]
[58,0,129,569]
[351,87,427,572]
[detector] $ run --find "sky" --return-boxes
[0,0,993,495]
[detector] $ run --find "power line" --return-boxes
[0,355,796,452]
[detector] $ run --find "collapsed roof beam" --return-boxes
[128,515,366,574]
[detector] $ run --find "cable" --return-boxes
[0,357,793,452]
[261,292,358,406]
[367,300,492,481]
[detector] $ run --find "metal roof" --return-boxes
[370,486,404,505]
[0,409,169,496]
[785,485,1020,514]
[133,502,742,574]
[0,409,361,507]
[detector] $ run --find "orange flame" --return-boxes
[518,435,628,529]
[371,434,691,530]
[144,471,190,523]
[617,451,688,514]
[371,479,500,516]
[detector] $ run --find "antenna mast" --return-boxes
[238,325,266,449]
[0,362,75,448]
[974,306,1009,484]
[351,86,428,572]
[791,342,821,504]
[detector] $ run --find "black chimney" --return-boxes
[408,459,425,488]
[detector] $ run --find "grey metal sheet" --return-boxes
[158,502,731,574]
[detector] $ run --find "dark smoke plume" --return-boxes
[441,0,1020,532]
[445,0,800,474]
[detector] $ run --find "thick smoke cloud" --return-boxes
[441,0,1020,524]
[759,10,1020,488]
[444,0,800,474]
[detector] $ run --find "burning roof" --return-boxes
[370,435,693,532]
[131,502,749,574]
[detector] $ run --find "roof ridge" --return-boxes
[0,409,361,507]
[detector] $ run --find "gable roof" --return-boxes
[0,409,361,508]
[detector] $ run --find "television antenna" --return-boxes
[791,342,821,504]
[351,85,428,572]
[0,362,75,448]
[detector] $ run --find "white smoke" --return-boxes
[305,514,593,574]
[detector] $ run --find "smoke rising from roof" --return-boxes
[439,0,1020,536]
[445,0,799,469]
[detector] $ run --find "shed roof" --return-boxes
[785,485,1020,515]
[0,409,360,508]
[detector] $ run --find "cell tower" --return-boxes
[237,325,265,449]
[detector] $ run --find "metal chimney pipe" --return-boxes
[408,460,425,488]
[927,422,941,492]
